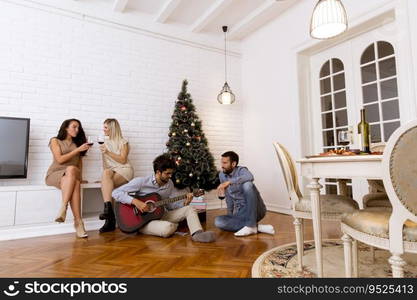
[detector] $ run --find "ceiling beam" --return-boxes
[228,0,294,40]
[190,0,234,33]
[113,0,129,12]
[155,0,183,23]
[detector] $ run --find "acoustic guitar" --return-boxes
[114,189,205,233]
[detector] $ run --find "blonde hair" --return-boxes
[104,118,124,144]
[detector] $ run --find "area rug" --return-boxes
[252,240,417,278]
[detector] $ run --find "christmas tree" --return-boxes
[166,80,219,191]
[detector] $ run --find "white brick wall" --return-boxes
[0,1,243,195]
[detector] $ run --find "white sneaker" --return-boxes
[234,226,258,237]
[257,224,275,235]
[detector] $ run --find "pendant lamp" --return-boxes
[310,0,348,39]
[217,26,235,105]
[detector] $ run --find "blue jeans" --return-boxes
[214,182,266,232]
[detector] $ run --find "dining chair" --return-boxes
[273,142,359,271]
[341,120,417,277]
[363,143,391,208]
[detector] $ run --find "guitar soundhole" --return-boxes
[145,200,156,213]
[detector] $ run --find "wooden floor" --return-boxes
[0,210,342,278]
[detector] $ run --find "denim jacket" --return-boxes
[219,166,256,215]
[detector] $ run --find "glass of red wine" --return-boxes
[97,135,105,145]
[84,136,94,156]
[87,136,94,146]
[218,190,225,200]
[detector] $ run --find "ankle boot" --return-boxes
[55,201,69,223]
[99,202,116,233]
[99,202,112,220]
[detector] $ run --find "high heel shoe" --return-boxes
[74,220,88,238]
[55,201,69,223]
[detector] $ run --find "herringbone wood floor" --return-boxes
[0,210,341,277]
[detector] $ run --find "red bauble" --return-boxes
[180,106,187,111]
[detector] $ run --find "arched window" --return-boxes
[319,58,351,195]
[320,58,348,150]
[360,41,400,142]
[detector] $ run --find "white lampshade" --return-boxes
[217,82,235,105]
[310,0,348,39]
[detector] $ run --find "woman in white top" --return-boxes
[99,118,134,233]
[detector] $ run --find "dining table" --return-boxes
[297,154,384,277]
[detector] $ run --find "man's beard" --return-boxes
[223,168,233,175]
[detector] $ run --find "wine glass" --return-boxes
[338,130,350,151]
[218,189,225,200]
[97,135,105,145]
[87,136,94,146]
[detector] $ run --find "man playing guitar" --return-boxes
[112,154,216,243]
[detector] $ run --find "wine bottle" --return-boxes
[357,109,370,153]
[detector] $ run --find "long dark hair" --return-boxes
[54,119,87,156]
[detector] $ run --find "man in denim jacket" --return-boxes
[215,151,275,236]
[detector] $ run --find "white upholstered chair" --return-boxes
[273,142,359,271]
[363,143,391,208]
[341,120,417,277]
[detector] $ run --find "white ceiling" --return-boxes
[71,0,301,40]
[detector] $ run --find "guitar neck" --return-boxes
[156,194,188,207]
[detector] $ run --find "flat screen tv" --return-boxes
[0,117,30,179]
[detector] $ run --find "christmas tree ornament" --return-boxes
[176,179,181,184]
[183,129,188,133]
[172,132,176,136]
[180,106,186,111]
[186,142,191,146]
[191,122,195,127]
[189,173,193,177]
